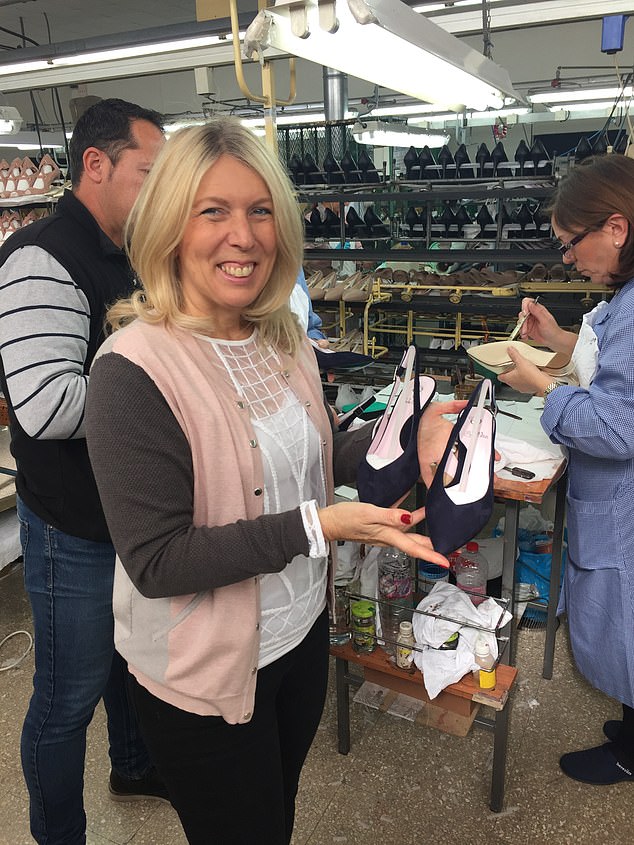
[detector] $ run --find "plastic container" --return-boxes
[453,541,488,605]
[395,621,416,671]
[417,560,449,595]
[351,600,376,654]
[377,547,413,655]
[473,635,496,689]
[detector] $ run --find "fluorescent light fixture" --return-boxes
[351,120,449,148]
[530,86,633,104]
[370,103,443,118]
[0,130,65,149]
[241,110,356,127]
[246,0,519,111]
[0,106,23,134]
[548,101,628,113]
[408,105,531,127]
[0,22,249,92]
[415,0,634,36]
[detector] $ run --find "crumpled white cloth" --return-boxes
[494,432,565,482]
[411,582,512,700]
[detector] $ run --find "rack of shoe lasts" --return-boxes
[299,142,612,365]
[0,155,66,245]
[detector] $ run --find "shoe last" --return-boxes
[424,378,496,555]
[514,139,531,173]
[574,136,593,162]
[340,150,361,183]
[475,143,491,175]
[357,148,380,183]
[438,145,454,179]
[418,146,436,175]
[454,143,473,178]
[404,146,420,179]
[357,345,436,508]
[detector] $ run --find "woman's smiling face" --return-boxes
[177,154,278,336]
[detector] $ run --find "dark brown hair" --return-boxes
[549,155,634,286]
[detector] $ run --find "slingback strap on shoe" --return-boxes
[357,344,436,508]
[424,378,496,555]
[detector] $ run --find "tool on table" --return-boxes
[507,295,541,342]
[502,466,536,480]
[497,407,522,421]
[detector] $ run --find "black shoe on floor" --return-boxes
[109,767,171,804]
[603,720,622,742]
[559,742,634,785]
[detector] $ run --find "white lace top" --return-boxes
[198,330,328,668]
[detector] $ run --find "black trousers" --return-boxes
[131,607,330,845]
[620,704,634,756]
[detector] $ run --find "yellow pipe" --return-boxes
[229,0,296,108]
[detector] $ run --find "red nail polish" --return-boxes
[400,513,412,525]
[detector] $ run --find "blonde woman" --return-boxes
[85,119,459,844]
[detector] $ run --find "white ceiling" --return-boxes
[0,1,631,142]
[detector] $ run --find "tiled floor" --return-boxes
[0,558,629,845]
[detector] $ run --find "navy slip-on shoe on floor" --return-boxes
[559,742,634,785]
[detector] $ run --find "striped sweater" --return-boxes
[0,191,137,540]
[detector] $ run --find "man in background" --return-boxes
[0,98,166,845]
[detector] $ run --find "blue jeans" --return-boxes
[17,497,151,845]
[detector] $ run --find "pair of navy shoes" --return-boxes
[356,344,496,556]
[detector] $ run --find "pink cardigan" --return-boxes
[97,321,335,722]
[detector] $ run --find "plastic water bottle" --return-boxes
[377,547,413,655]
[453,541,488,605]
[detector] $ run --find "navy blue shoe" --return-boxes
[312,345,373,372]
[604,720,622,742]
[109,767,171,804]
[559,742,634,785]
[357,345,435,508]
[425,379,496,555]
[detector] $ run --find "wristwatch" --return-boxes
[543,380,561,399]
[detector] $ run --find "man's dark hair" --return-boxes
[68,98,163,186]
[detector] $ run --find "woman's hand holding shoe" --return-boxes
[498,346,551,395]
[317,502,449,567]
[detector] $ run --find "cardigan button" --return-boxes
[251,667,257,675]
[281,370,290,378]
[254,487,263,496]
[249,439,258,448]
[243,712,252,720]
[305,401,311,407]
[237,400,246,409]
[255,622,260,630]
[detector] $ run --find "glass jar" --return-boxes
[351,600,376,654]
[396,620,415,670]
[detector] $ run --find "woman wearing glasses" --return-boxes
[499,153,634,787]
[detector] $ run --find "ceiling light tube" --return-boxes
[0,20,253,92]
[248,0,520,111]
[352,120,449,148]
[530,86,633,104]
[417,0,634,36]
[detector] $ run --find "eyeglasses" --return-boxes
[555,230,591,255]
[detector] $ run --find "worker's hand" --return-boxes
[318,502,449,567]
[497,346,551,395]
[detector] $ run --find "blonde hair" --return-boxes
[109,119,305,354]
